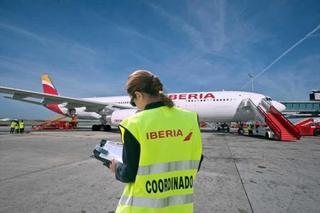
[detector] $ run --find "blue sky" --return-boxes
[0,0,319,119]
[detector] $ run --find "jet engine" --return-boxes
[111,109,138,126]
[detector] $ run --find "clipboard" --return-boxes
[93,139,123,167]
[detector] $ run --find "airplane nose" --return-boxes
[271,101,286,112]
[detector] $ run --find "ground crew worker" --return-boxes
[10,120,16,134]
[109,70,203,213]
[248,123,253,136]
[238,122,244,134]
[14,120,19,134]
[19,120,24,134]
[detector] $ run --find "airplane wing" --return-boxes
[0,86,132,113]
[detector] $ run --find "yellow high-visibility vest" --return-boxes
[10,122,16,128]
[117,106,202,213]
[19,121,24,129]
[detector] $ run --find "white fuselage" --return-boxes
[56,91,285,124]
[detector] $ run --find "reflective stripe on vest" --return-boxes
[117,106,202,212]
[138,160,200,175]
[119,194,193,208]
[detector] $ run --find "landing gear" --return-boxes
[92,125,100,131]
[103,125,111,131]
[91,124,112,131]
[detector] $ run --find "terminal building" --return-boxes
[281,90,320,118]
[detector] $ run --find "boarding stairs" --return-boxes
[294,118,320,136]
[246,98,301,141]
[295,118,314,127]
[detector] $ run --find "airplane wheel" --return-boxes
[92,125,99,131]
[103,125,111,131]
[314,129,320,136]
[217,127,221,132]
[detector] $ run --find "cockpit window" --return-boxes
[266,97,272,101]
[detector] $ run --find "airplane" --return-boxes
[0,74,286,131]
[0,117,11,122]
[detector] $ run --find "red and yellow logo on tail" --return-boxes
[41,74,62,114]
[41,74,58,95]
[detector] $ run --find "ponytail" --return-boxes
[127,70,175,108]
[159,92,174,108]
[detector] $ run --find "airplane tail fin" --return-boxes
[41,74,59,95]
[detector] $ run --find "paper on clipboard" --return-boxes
[93,139,123,165]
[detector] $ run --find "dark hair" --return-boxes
[126,70,174,108]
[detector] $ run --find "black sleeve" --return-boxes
[115,128,140,183]
[196,114,204,172]
[198,154,204,172]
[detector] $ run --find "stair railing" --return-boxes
[244,98,265,122]
[257,105,282,140]
[246,98,282,140]
[269,106,301,139]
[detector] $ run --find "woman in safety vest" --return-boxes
[10,120,16,134]
[109,70,203,213]
[19,120,25,134]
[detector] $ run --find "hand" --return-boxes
[109,159,117,173]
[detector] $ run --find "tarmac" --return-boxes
[0,127,319,213]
